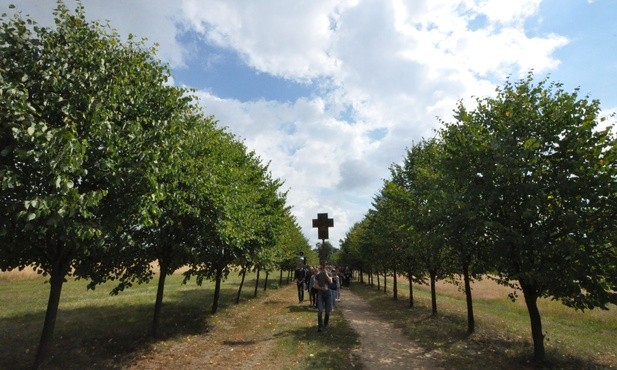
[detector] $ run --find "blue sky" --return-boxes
[4,0,616,247]
[173,31,315,102]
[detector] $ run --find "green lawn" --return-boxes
[0,269,280,369]
[2,271,615,370]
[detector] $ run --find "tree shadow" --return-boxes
[0,285,249,370]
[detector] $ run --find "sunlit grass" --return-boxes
[3,269,614,369]
[1,269,263,369]
[0,269,361,370]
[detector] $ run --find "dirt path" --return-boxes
[125,284,445,369]
[338,288,444,370]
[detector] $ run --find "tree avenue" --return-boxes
[0,3,307,368]
[339,73,617,363]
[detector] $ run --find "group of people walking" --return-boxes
[293,259,352,332]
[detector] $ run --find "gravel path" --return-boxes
[337,288,444,370]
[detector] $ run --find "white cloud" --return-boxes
[195,91,382,242]
[1,0,573,247]
[180,0,350,81]
[1,0,187,67]
[393,0,568,81]
[184,0,571,245]
[477,0,542,24]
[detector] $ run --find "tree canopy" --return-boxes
[340,73,617,362]
[0,2,306,367]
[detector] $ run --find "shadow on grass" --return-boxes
[287,304,317,313]
[263,298,288,305]
[0,284,257,370]
[222,339,257,346]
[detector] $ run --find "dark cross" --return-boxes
[312,213,334,241]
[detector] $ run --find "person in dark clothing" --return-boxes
[342,266,352,287]
[294,264,307,303]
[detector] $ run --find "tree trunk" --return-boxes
[263,271,269,291]
[376,272,381,290]
[393,264,398,300]
[430,270,437,316]
[463,265,474,335]
[254,268,261,298]
[236,267,247,304]
[286,269,290,284]
[279,269,283,286]
[33,257,69,369]
[408,271,414,308]
[383,272,387,293]
[151,257,169,338]
[211,267,223,314]
[520,279,545,362]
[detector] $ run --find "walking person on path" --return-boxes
[309,266,318,307]
[314,260,333,332]
[294,263,307,303]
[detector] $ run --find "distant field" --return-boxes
[0,267,41,280]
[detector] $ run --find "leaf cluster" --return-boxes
[341,72,617,310]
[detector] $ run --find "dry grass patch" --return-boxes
[0,267,42,281]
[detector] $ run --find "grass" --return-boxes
[2,269,615,369]
[0,268,360,370]
[353,276,617,369]
[1,271,211,369]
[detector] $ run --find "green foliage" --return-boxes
[0,3,197,364]
[315,240,336,263]
[453,73,617,311]
[0,1,303,364]
[341,71,617,362]
[275,211,311,270]
[0,0,188,278]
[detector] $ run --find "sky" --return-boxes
[3,0,617,248]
